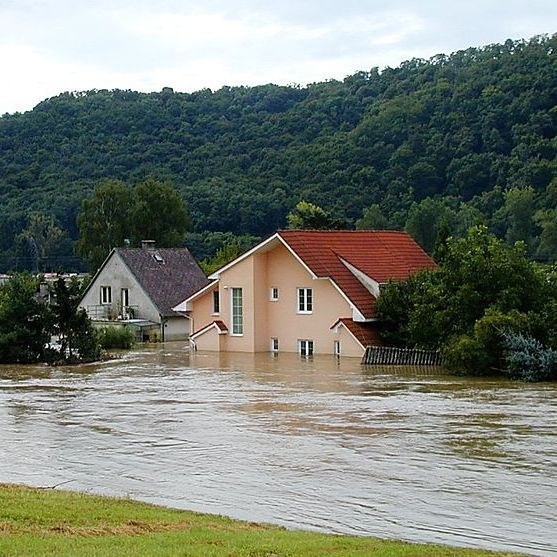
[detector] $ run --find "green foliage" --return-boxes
[98,326,135,350]
[76,178,191,270]
[0,274,51,363]
[129,179,192,246]
[75,179,132,271]
[184,232,260,262]
[286,200,345,230]
[355,204,391,229]
[200,241,242,275]
[502,332,557,381]
[0,35,556,267]
[0,273,102,364]
[50,277,101,362]
[376,227,557,379]
[441,334,491,376]
[16,213,72,272]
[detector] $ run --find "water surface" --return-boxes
[0,345,555,555]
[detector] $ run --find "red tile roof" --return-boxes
[331,318,382,347]
[192,320,228,338]
[279,230,435,318]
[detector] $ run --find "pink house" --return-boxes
[174,230,436,358]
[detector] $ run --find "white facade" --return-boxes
[79,251,190,341]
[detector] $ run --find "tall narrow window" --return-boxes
[270,287,279,301]
[213,290,220,314]
[298,339,314,357]
[270,337,279,352]
[334,340,341,357]
[231,288,243,335]
[297,288,313,313]
[100,286,112,305]
[121,288,129,308]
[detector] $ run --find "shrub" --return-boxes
[502,332,557,382]
[442,334,491,375]
[98,326,135,350]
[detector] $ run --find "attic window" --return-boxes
[153,252,165,263]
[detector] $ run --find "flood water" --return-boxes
[0,345,555,555]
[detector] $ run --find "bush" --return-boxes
[98,326,135,350]
[442,334,491,375]
[502,332,557,382]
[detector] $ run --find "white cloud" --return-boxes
[0,1,556,113]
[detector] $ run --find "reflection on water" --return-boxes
[0,345,556,555]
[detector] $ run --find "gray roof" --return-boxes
[117,247,209,317]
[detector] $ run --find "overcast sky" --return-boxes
[1,0,556,114]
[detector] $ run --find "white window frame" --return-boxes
[297,287,313,314]
[269,287,279,301]
[121,288,129,308]
[334,340,341,357]
[270,337,279,352]
[212,289,220,315]
[100,285,112,305]
[230,287,243,336]
[298,339,314,357]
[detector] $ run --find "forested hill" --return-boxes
[0,34,556,266]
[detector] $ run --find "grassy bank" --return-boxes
[0,484,520,557]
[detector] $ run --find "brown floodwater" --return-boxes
[0,345,555,555]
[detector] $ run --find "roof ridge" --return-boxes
[278,229,407,233]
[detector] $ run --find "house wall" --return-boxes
[80,252,160,322]
[163,316,190,341]
[80,252,190,341]
[332,326,366,358]
[190,242,355,355]
[193,326,224,351]
[264,244,353,355]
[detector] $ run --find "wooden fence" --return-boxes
[362,345,442,366]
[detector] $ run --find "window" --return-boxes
[270,287,279,301]
[231,288,243,335]
[213,290,220,314]
[334,340,341,357]
[298,339,314,357]
[270,337,279,352]
[297,288,313,313]
[121,288,129,308]
[100,286,112,305]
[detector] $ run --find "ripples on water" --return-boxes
[0,345,556,555]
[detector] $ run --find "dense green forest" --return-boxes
[0,34,555,271]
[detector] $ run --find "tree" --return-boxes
[200,241,242,275]
[16,213,71,272]
[376,226,555,378]
[355,204,391,230]
[0,274,51,363]
[50,277,100,362]
[75,180,132,271]
[535,209,557,261]
[405,198,456,253]
[286,200,345,230]
[494,187,538,253]
[129,179,191,246]
[75,178,192,271]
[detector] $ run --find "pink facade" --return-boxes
[186,241,364,357]
[176,231,435,358]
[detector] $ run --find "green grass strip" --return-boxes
[0,484,521,556]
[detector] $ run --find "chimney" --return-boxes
[141,240,156,250]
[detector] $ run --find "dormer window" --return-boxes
[153,252,164,263]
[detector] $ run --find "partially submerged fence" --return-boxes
[362,345,442,366]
